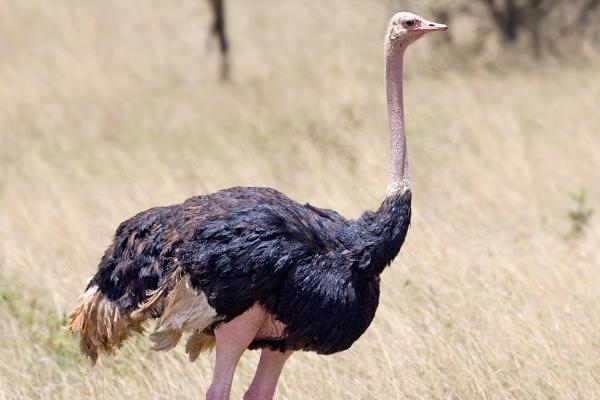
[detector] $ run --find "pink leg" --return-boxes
[206,305,266,400]
[243,349,293,400]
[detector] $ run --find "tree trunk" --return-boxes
[208,0,230,80]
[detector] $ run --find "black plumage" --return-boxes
[87,186,411,355]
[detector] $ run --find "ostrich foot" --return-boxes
[206,386,232,400]
[243,349,293,400]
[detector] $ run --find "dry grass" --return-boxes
[1,0,599,399]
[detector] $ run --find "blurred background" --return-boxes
[0,0,599,398]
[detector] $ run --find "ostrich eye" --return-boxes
[405,19,416,28]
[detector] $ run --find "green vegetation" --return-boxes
[567,189,594,237]
[0,276,80,363]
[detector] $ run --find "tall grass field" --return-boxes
[1,0,599,398]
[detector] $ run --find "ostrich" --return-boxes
[67,12,447,400]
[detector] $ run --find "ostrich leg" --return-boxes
[206,305,266,400]
[244,349,293,400]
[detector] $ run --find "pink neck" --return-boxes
[385,45,409,196]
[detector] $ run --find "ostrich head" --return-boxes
[386,12,447,50]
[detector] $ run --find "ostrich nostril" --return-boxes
[428,23,435,27]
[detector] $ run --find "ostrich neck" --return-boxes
[350,41,413,276]
[385,46,409,196]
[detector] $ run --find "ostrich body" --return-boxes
[67,12,446,400]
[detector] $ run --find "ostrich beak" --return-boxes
[419,20,448,32]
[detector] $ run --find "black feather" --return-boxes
[88,186,411,354]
